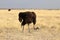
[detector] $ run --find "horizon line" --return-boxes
[0,8,60,10]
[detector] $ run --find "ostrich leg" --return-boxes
[28,24,30,32]
[22,26,24,32]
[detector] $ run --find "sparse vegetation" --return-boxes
[0,9,60,40]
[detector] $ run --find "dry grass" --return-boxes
[0,9,60,40]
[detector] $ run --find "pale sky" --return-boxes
[0,0,60,9]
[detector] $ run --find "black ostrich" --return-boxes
[18,11,36,32]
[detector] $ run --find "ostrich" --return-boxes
[18,11,36,32]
